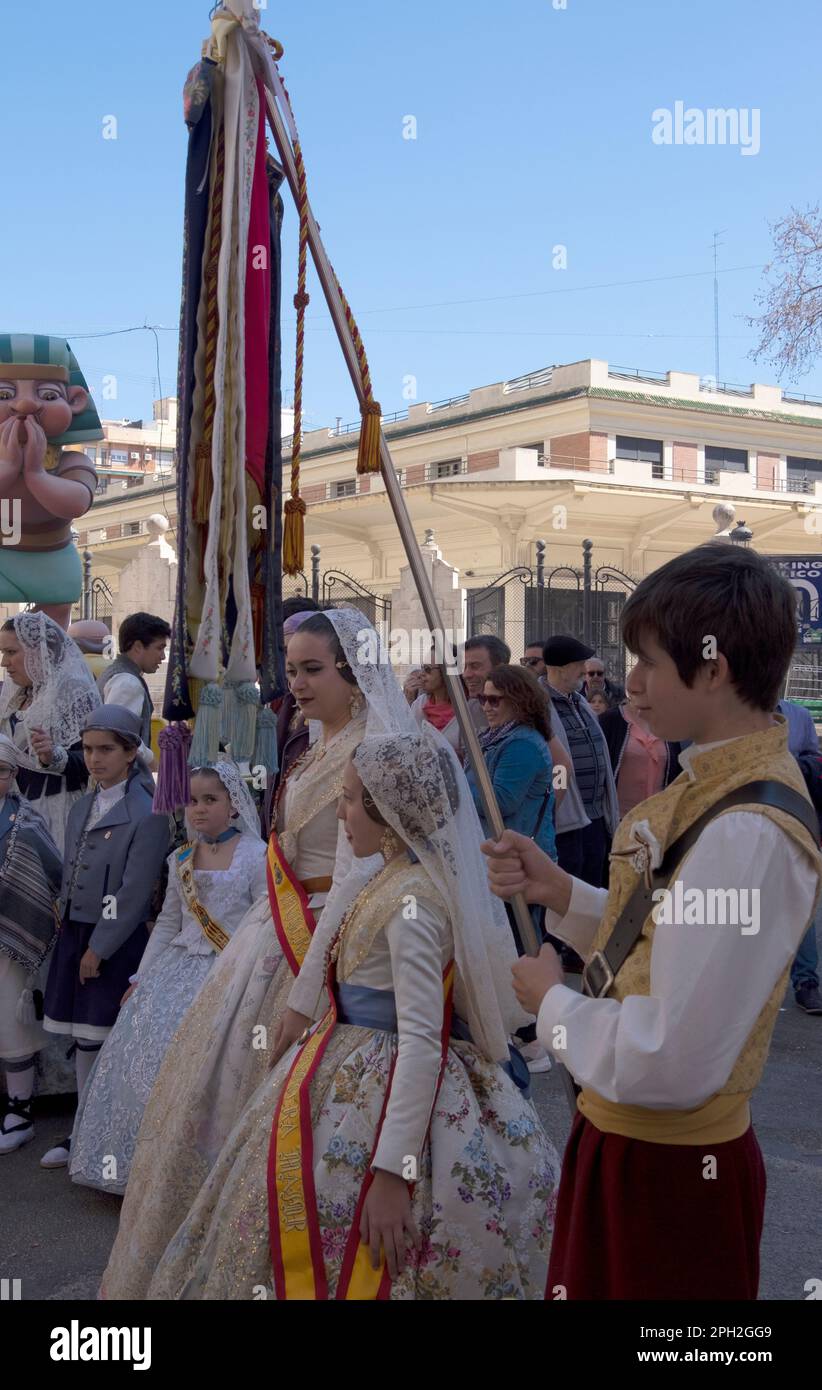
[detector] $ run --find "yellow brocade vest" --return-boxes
[578,719,822,1145]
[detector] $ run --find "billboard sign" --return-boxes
[769,555,822,647]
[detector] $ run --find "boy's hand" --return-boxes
[512,944,564,1016]
[481,829,573,915]
[79,948,102,983]
[120,983,137,1006]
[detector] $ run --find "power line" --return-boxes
[301,262,766,321]
[305,327,753,341]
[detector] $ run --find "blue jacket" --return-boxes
[58,773,171,959]
[777,699,819,759]
[465,724,557,860]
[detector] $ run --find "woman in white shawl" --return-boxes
[69,763,268,1194]
[0,612,100,853]
[143,725,560,1300]
[101,609,414,1298]
[0,734,63,1154]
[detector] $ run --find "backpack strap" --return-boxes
[582,780,818,999]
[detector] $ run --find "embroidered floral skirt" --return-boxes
[70,944,217,1194]
[145,1026,560,1301]
[101,896,291,1298]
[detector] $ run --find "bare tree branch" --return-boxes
[748,204,822,379]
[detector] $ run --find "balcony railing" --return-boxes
[782,389,822,406]
[783,475,822,495]
[608,365,669,385]
[426,392,470,414]
[503,366,554,393]
[699,378,753,397]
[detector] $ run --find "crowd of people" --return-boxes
[0,541,821,1300]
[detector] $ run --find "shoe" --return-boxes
[520,1040,553,1074]
[40,1137,72,1169]
[795,984,822,1015]
[0,1099,35,1155]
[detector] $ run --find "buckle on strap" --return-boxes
[582,950,615,999]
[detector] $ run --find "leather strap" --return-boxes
[583,780,819,998]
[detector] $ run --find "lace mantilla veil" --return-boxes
[297,609,525,1063]
[0,612,101,771]
[290,607,419,898]
[187,760,263,841]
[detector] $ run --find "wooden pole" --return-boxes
[260,86,542,963]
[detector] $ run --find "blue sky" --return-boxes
[3,0,821,427]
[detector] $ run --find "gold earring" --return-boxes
[380,826,400,860]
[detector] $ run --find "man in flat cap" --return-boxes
[542,636,619,893]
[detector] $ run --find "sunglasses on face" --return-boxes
[0,764,14,779]
[479,694,503,708]
[520,656,542,668]
[586,670,605,678]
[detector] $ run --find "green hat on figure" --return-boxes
[0,333,104,445]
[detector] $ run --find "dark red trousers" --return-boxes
[546,1113,766,1300]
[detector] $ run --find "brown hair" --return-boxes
[621,544,797,711]
[485,664,552,739]
[292,613,358,686]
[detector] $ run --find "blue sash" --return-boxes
[335,982,531,1096]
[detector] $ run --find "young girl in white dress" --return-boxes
[140,727,560,1301]
[101,610,414,1297]
[69,763,267,1193]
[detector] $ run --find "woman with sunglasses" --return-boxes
[464,665,559,1072]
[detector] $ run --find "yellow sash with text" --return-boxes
[175,844,230,952]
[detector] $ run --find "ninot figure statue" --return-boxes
[0,335,102,629]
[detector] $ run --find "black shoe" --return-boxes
[794,984,822,1015]
[0,1099,35,1155]
[40,1136,72,1169]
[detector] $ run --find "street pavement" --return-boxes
[2,962,821,1302]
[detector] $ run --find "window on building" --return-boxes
[124,521,141,537]
[434,458,461,479]
[125,476,144,488]
[615,435,664,477]
[333,479,356,499]
[522,441,547,464]
[786,456,822,493]
[109,449,128,464]
[704,445,748,476]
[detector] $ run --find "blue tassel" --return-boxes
[222,681,259,762]
[189,682,223,766]
[252,705,278,785]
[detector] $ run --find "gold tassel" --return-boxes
[356,400,382,475]
[283,495,307,575]
[192,438,214,525]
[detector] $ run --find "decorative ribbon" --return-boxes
[175,843,231,952]
[266,829,317,976]
[192,123,225,527]
[261,35,383,578]
[268,948,455,1301]
[283,133,310,576]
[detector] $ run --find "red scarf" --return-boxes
[423,698,455,732]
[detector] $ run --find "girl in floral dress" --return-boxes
[146,726,560,1301]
